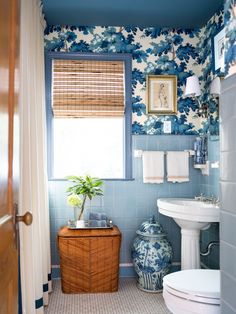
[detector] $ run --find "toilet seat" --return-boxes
[163,269,220,314]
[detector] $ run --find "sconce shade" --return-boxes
[210,77,221,96]
[184,75,201,97]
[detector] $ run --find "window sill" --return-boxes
[48,177,135,182]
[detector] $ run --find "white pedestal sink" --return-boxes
[157,198,220,270]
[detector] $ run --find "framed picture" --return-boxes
[213,27,225,73]
[147,75,177,114]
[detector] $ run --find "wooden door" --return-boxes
[0,0,20,313]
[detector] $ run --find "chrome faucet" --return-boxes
[212,197,220,206]
[194,193,204,201]
[195,194,220,206]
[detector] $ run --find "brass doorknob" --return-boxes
[16,211,33,225]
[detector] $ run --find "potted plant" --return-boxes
[66,175,103,221]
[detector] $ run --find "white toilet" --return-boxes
[163,269,220,314]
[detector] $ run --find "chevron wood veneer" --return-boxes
[58,226,121,293]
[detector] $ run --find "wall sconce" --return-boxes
[184,75,207,117]
[209,76,221,116]
[210,77,221,98]
[184,75,221,118]
[185,75,201,97]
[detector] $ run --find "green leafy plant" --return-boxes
[66,175,103,220]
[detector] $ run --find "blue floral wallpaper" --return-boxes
[224,0,236,77]
[44,10,223,135]
[196,11,223,135]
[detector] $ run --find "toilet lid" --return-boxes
[163,269,220,299]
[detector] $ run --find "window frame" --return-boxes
[45,52,133,181]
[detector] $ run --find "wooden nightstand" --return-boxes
[57,225,121,293]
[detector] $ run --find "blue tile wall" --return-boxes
[220,74,236,313]
[199,139,220,197]
[199,139,220,270]
[49,135,202,276]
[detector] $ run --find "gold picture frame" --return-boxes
[147,75,177,114]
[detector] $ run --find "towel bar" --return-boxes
[134,150,195,158]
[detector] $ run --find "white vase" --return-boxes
[76,220,85,228]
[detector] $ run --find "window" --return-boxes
[45,52,132,180]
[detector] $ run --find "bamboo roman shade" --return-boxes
[52,59,125,118]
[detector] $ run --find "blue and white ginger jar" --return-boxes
[131,217,173,292]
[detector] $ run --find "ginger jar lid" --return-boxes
[136,216,165,238]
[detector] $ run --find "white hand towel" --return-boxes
[167,151,189,182]
[142,151,164,184]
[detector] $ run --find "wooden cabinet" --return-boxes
[57,226,121,293]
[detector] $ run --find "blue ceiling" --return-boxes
[42,0,224,29]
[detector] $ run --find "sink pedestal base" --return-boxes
[181,229,200,270]
[157,198,219,271]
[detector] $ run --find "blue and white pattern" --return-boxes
[44,10,222,135]
[131,218,173,292]
[195,11,223,136]
[224,0,236,77]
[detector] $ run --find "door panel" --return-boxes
[0,0,19,313]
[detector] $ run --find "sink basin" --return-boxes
[157,198,220,270]
[157,198,220,225]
